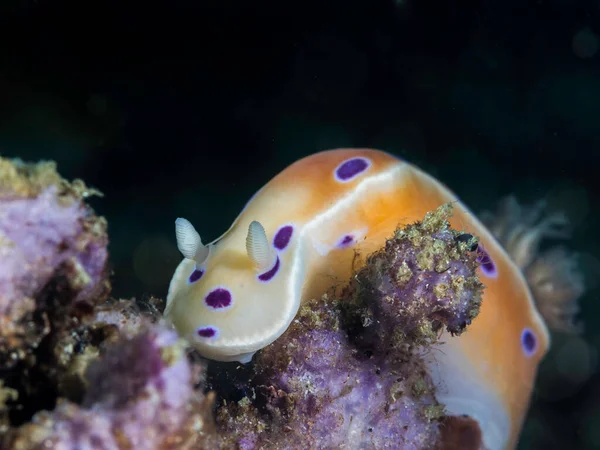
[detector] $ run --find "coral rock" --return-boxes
[219,295,444,449]
[0,157,110,368]
[342,203,484,347]
[4,324,218,450]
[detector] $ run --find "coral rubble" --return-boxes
[0,158,217,449]
[0,157,111,434]
[4,323,218,450]
[0,158,109,367]
[341,203,483,346]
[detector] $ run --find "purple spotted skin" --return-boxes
[335,157,371,182]
[476,245,497,278]
[521,328,537,356]
[205,288,232,309]
[188,268,204,283]
[198,327,217,338]
[274,225,294,251]
[258,256,280,282]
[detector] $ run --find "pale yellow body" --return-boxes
[165,148,550,450]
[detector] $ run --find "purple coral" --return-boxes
[4,324,218,450]
[0,158,218,450]
[0,158,109,366]
[0,157,112,435]
[342,203,483,346]
[218,296,444,449]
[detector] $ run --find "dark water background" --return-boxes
[0,0,599,447]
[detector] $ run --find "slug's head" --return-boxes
[164,218,298,364]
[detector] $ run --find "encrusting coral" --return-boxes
[4,323,218,450]
[0,155,583,450]
[0,158,109,367]
[341,203,483,347]
[0,157,111,432]
[0,158,218,449]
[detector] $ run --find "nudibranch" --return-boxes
[165,148,551,450]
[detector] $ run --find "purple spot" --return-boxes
[337,234,354,248]
[521,328,537,357]
[335,157,371,182]
[205,288,232,309]
[258,256,280,282]
[274,225,294,251]
[188,268,204,283]
[476,245,498,278]
[197,327,218,338]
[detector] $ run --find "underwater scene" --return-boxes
[0,0,598,449]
